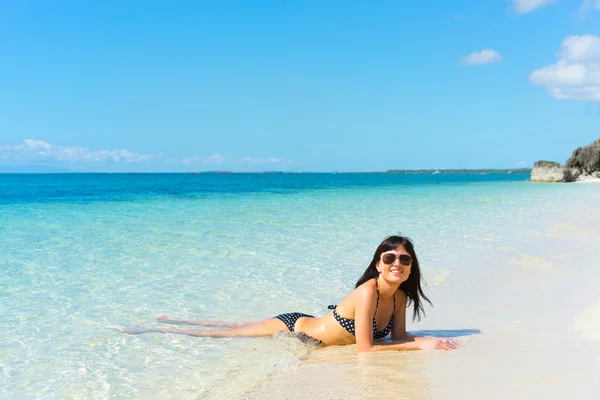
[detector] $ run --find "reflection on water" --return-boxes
[198,333,319,400]
[247,329,481,399]
[248,344,429,400]
[409,329,481,338]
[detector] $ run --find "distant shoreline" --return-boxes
[383,168,531,175]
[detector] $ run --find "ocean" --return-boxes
[2,173,599,399]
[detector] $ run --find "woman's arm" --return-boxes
[354,284,378,353]
[370,337,458,351]
[361,290,459,352]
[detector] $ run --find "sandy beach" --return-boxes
[246,188,600,400]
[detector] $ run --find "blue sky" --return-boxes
[1,0,599,172]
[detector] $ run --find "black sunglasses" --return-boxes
[381,253,412,266]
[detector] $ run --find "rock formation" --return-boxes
[530,161,580,182]
[531,139,600,182]
[565,139,600,175]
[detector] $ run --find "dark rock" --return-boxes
[563,167,581,182]
[565,139,600,175]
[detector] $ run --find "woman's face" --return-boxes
[376,245,412,284]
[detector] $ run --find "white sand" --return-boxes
[575,177,600,183]
[247,187,600,400]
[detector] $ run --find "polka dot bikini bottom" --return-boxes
[273,312,323,345]
[273,312,314,332]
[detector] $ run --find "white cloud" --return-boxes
[182,153,224,165]
[241,157,284,163]
[205,153,224,164]
[557,35,600,62]
[0,139,154,164]
[530,35,600,102]
[513,0,557,14]
[461,49,502,66]
[531,60,588,85]
[238,157,303,171]
[0,140,303,171]
[181,156,201,165]
[182,153,225,165]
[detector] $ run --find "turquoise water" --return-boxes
[1,173,597,399]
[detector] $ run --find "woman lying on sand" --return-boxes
[123,235,459,352]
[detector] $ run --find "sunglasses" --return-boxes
[381,253,412,266]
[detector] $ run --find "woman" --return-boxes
[123,235,459,352]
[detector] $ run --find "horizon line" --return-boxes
[0,168,533,175]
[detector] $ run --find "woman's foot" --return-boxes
[121,325,153,335]
[155,315,182,325]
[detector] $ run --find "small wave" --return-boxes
[494,245,556,269]
[428,270,452,287]
[499,247,556,269]
[544,222,599,237]
[514,251,555,269]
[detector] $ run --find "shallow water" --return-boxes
[1,173,599,399]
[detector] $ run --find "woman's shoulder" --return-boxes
[345,279,378,313]
[354,278,378,299]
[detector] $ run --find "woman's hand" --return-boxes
[414,337,460,350]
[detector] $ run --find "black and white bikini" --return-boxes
[273,312,315,332]
[274,280,395,339]
[328,279,395,339]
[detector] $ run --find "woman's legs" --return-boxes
[155,315,264,328]
[122,318,288,338]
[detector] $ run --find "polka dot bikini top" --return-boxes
[328,280,395,339]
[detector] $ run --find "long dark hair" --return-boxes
[355,235,432,321]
